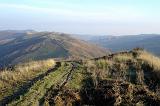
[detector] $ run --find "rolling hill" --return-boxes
[0,30,107,67]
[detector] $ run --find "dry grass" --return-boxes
[113,54,133,62]
[0,59,55,100]
[138,51,160,80]
[95,59,112,69]
[0,59,55,83]
[138,51,160,71]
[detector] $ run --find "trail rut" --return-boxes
[0,62,61,106]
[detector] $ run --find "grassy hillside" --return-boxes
[0,31,107,67]
[1,49,160,105]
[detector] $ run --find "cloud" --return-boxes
[0,3,143,22]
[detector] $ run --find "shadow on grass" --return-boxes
[79,72,116,106]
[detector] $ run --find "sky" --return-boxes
[0,0,160,35]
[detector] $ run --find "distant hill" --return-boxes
[79,34,160,56]
[0,30,107,67]
[0,30,35,40]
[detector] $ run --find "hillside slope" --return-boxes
[1,49,160,105]
[0,31,107,67]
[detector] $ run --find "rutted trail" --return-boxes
[8,62,73,106]
[43,61,86,105]
[0,62,61,105]
[59,63,75,89]
[39,62,77,105]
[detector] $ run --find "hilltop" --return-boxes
[1,49,160,105]
[0,30,107,67]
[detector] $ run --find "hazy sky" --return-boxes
[0,0,160,35]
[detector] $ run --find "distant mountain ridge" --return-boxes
[0,30,107,67]
[75,34,160,56]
